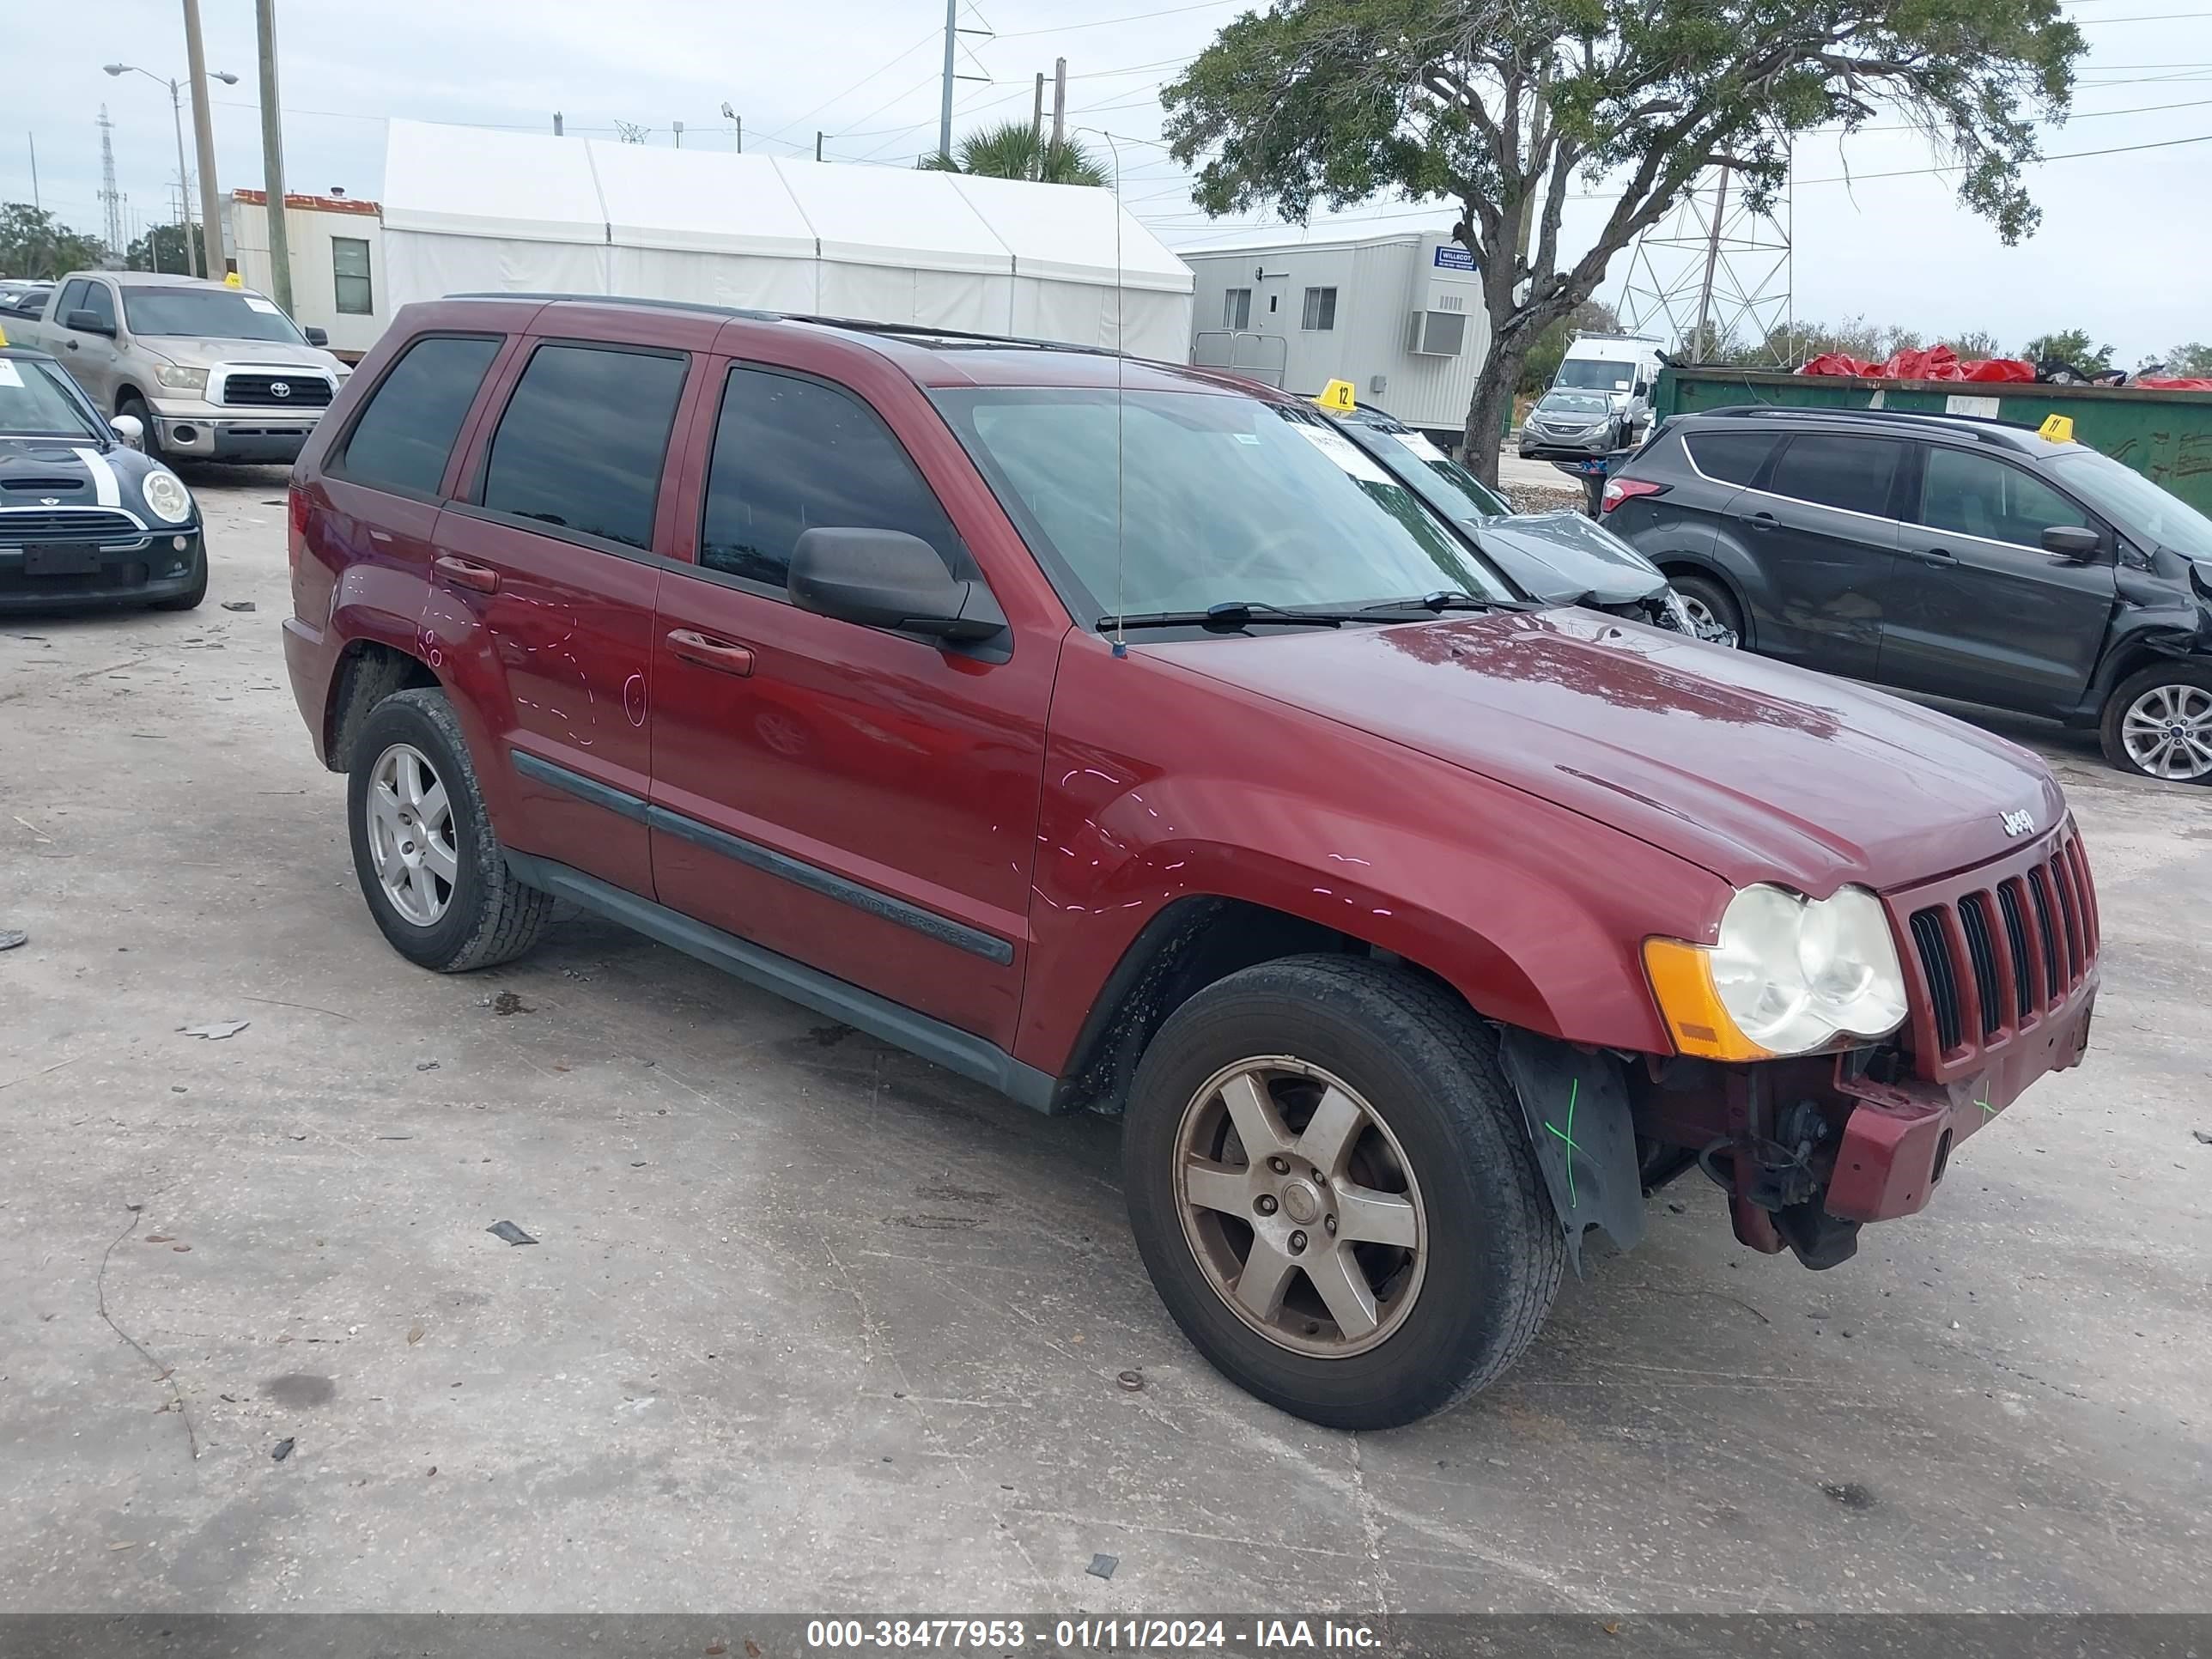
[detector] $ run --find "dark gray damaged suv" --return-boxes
[1602,405,2212,782]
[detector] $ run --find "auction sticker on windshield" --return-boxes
[243,297,281,314]
[1293,422,1395,485]
[0,362,22,389]
[1394,431,1452,465]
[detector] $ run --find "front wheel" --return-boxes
[1123,957,1563,1429]
[2100,660,2212,783]
[117,393,164,466]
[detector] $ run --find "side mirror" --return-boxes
[110,413,145,450]
[2041,524,2103,562]
[304,326,330,347]
[788,526,1006,642]
[65,308,115,337]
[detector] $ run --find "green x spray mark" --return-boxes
[1545,1078,1585,1212]
[1977,1095,1997,1119]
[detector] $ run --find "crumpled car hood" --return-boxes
[1152,609,2065,896]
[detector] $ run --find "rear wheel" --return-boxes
[346,688,553,969]
[2100,660,2212,783]
[1123,956,1563,1429]
[1669,573,1742,645]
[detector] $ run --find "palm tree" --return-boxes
[921,119,1108,186]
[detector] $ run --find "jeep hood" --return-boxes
[1151,610,2065,895]
[142,337,343,374]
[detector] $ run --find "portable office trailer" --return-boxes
[1182,228,1492,448]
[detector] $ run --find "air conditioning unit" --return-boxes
[1407,308,1467,356]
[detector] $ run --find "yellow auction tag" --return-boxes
[1315,379,1357,413]
[2038,413,2075,443]
[224,270,243,288]
[0,325,9,348]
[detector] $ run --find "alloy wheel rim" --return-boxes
[2120,684,2212,781]
[1173,1056,1428,1358]
[1680,594,1725,637]
[366,742,459,925]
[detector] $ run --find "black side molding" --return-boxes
[508,747,1015,965]
[502,849,1058,1115]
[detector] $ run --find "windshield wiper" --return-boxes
[1097,600,1358,632]
[1358,590,1510,616]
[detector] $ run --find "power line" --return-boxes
[762,26,945,143]
[994,0,1242,37]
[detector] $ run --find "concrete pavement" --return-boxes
[1,471,2207,1614]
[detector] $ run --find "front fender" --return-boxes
[1014,642,1734,1079]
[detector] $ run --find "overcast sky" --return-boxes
[9,0,2211,362]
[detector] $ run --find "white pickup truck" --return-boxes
[10,270,349,465]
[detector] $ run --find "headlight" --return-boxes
[142,468,194,525]
[1643,884,1908,1060]
[155,365,209,393]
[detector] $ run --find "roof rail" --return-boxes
[1689,403,2045,443]
[441,293,1127,356]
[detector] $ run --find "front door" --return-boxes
[430,337,695,899]
[647,360,1054,1048]
[1732,431,1906,679]
[53,280,125,411]
[1876,443,2117,714]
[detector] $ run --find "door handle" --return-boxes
[1913,545,1958,564]
[433,554,501,593]
[666,628,756,677]
[64,339,78,350]
[1748,512,1777,532]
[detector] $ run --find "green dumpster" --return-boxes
[1654,367,2212,517]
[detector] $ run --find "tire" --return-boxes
[345,687,553,970]
[1122,956,1564,1430]
[1669,573,1743,645]
[117,393,164,466]
[2100,659,2212,783]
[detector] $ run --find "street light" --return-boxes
[105,61,238,276]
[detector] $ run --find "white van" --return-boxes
[1521,332,1664,460]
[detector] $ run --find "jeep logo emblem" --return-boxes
[270,381,291,398]
[2001,809,2034,838]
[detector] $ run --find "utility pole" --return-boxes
[1050,57,1067,149]
[98,106,125,264]
[1030,73,1044,180]
[182,0,227,279]
[255,0,293,313]
[816,131,823,162]
[672,120,684,148]
[723,102,741,151]
[26,133,39,213]
[553,111,564,136]
[938,0,958,163]
[1692,162,1731,361]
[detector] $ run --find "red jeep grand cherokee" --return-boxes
[284,297,2098,1429]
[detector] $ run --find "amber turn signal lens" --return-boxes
[1641,938,1774,1062]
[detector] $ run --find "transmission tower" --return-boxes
[97,104,126,264]
[1617,160,1793,364]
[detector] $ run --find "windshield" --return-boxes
[0,357,100,439]
[1554,357,1635,393]
[935,387,1516,621]
[2050,449,2212,560]
[121,286,307,344]
[1537,389,1612,416]
[1364,426,1511,520]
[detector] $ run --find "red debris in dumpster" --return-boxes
[1798,346,2034,383]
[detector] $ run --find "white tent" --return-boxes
[380,121,1194,361]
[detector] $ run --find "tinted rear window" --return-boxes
[481,343,688,550]
[1684,429,1778,486]
[337,335,501,497]
[1767,434,1904,517]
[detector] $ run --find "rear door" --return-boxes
[647,353,1058,1048]
[431,330,700,899]
[1727,431,1905,678]
[1875,442,2116,714]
